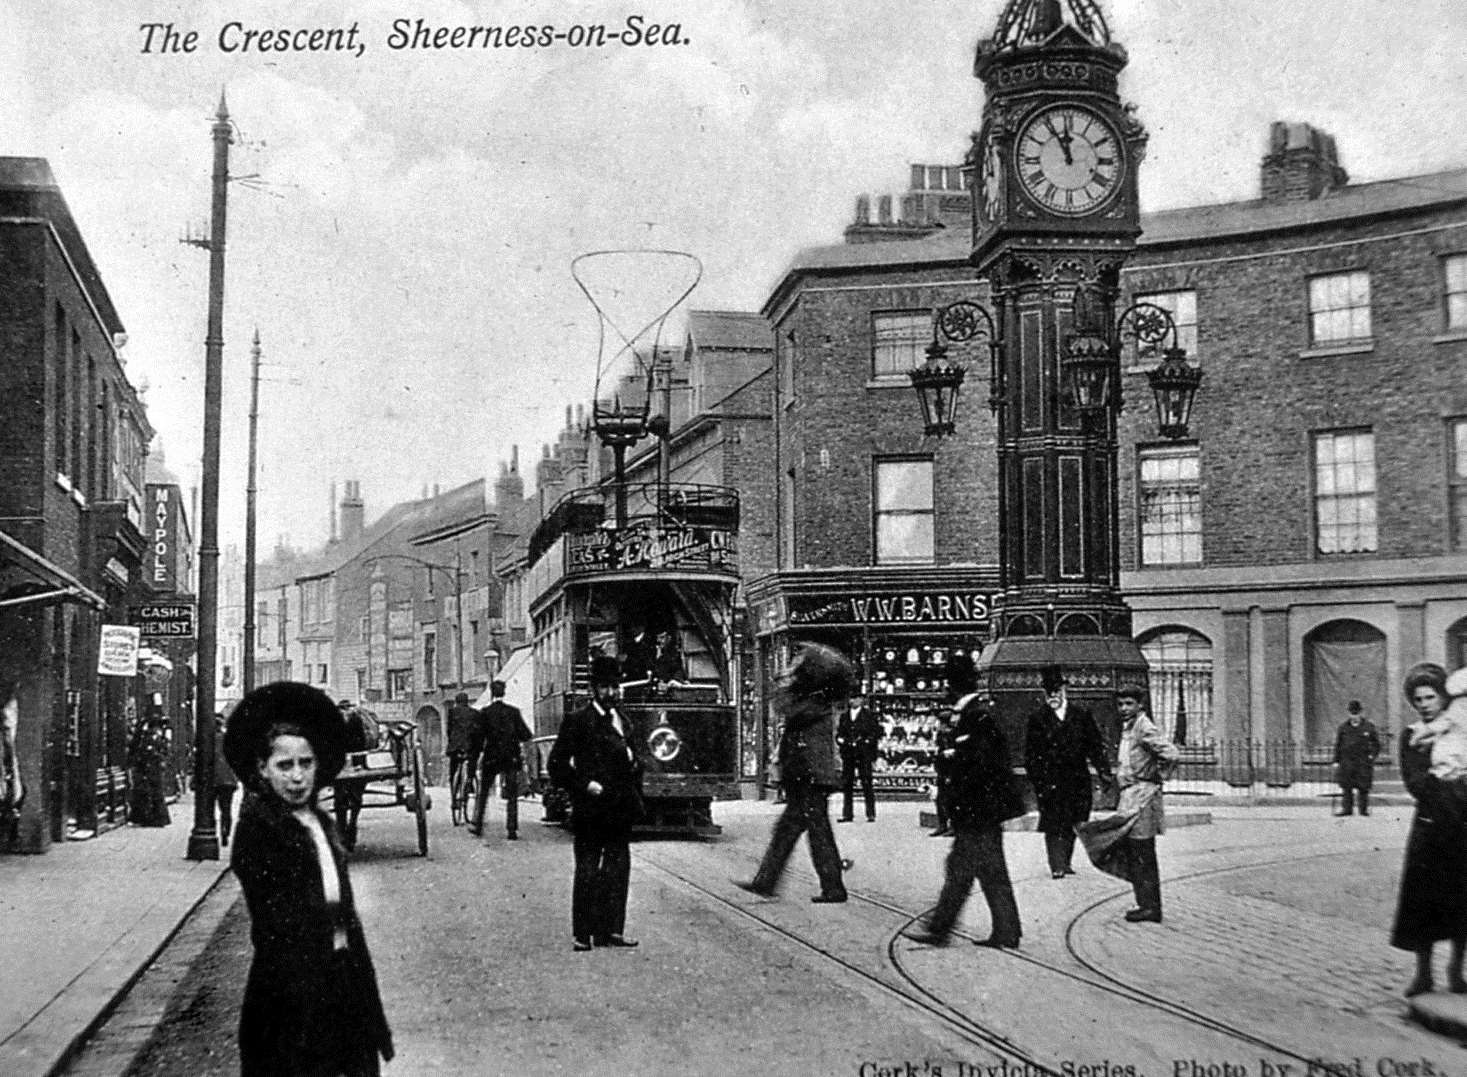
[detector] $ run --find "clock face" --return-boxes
[1015,106,1123,216]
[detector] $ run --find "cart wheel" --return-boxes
[412,743,429,857]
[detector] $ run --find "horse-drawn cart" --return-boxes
[325,716,431,856]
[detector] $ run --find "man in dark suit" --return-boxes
[471,680,534,839]
[1333,699,1381,816]
[903,653,1024,947]
[737,642,853,904]
[548,655,645,951]
[837,695,881,822]
[1024,666,1113,878]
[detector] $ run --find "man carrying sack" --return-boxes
[1077,683,1180,923]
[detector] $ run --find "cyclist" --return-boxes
[444,692,482,826]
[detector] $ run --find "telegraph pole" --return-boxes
[186,92,232,861]
[243,329,260,692]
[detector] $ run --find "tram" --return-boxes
[526,481,741,835]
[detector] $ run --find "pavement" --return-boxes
[0,793,230,1077]
[6,791,1467,1077]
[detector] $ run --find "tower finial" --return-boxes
[216,88,229,121]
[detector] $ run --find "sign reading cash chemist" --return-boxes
[565,523,737,578]
[135,603,197,639]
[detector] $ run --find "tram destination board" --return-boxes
[134,602,196,638]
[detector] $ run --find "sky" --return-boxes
[3,0,1464,554]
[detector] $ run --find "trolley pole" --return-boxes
[242,329,260,693]
[186,92,232,862]
[454,542,465,691]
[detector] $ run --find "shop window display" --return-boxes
[861,637,984,795]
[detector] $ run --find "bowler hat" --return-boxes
[590,654,622,686]
[223,681,349,791]
[1039,666,1067,694]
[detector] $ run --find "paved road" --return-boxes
[65,796,1467,1077]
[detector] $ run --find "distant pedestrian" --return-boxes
[1024,666,1112,878]
[213,711,238,846]
[548,655,645,951]
[223,681,394,1076]
[1391,663,1467,997]
[472,679,533,839]
[930,708,957,837]
[127,700,171,827]
[1078,684,1180,923]
[737,642,854,904]
[903,654,1024,948]
[837,694,881,822]
[1333,700,1381,816]
[1,681,23,849]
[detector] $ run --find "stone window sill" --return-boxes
[866,375,914,390]
[1299,339,1375,359]
[1433,329,1467,345]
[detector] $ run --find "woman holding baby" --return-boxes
[1391,662,1467,996]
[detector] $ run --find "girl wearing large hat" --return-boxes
[224,681,395,1076]
[1391,662,1467,997]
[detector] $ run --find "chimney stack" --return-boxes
[340,480,365,544]
[1261,121,1348,204]
[328,480,338,544]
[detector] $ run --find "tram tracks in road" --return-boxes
[634,849,1060,1073]
[635,843,1380,1071]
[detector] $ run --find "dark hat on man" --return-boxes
[1346,699,1362,715]
[945,652,978,696]
[1116,682,1147,703]
[1039,666,1067,694]
[490,679,507,697]
[590,654,622,686]
[786,642,857,702]
[454,691,469,704]
[223,681,349,790]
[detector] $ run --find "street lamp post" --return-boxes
[908,292,1201,723]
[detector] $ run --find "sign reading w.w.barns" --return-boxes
[566,523,737,578]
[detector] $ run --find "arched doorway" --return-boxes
[416,704,444,785]
[1138,628,1213,745]
[1303,619,1387,746]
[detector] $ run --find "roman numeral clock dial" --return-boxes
[1016,105,1123,216]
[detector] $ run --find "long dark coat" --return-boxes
[778,696,841,791]
[1391,728,1467,950]
[1334,718,1381,788]
[231,792,394,1077]
[948,697,1025,829]
[548,700,645,834]
[1024,700,1112,834]
[482,700,533,771]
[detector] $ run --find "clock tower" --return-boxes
[969,0,1151,733]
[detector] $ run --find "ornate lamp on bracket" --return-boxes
[907,300,1001,437]
[1062,292,1203,439]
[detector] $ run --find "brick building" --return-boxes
[0,158,155,850]
[749,125,1467,789]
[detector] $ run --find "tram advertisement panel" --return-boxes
[566,522,737,578]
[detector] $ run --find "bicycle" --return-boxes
[449,755,478,827]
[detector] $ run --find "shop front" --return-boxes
[747,566,1000,798]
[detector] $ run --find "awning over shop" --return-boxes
[0,529,105,610]
[473,644,532,716]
